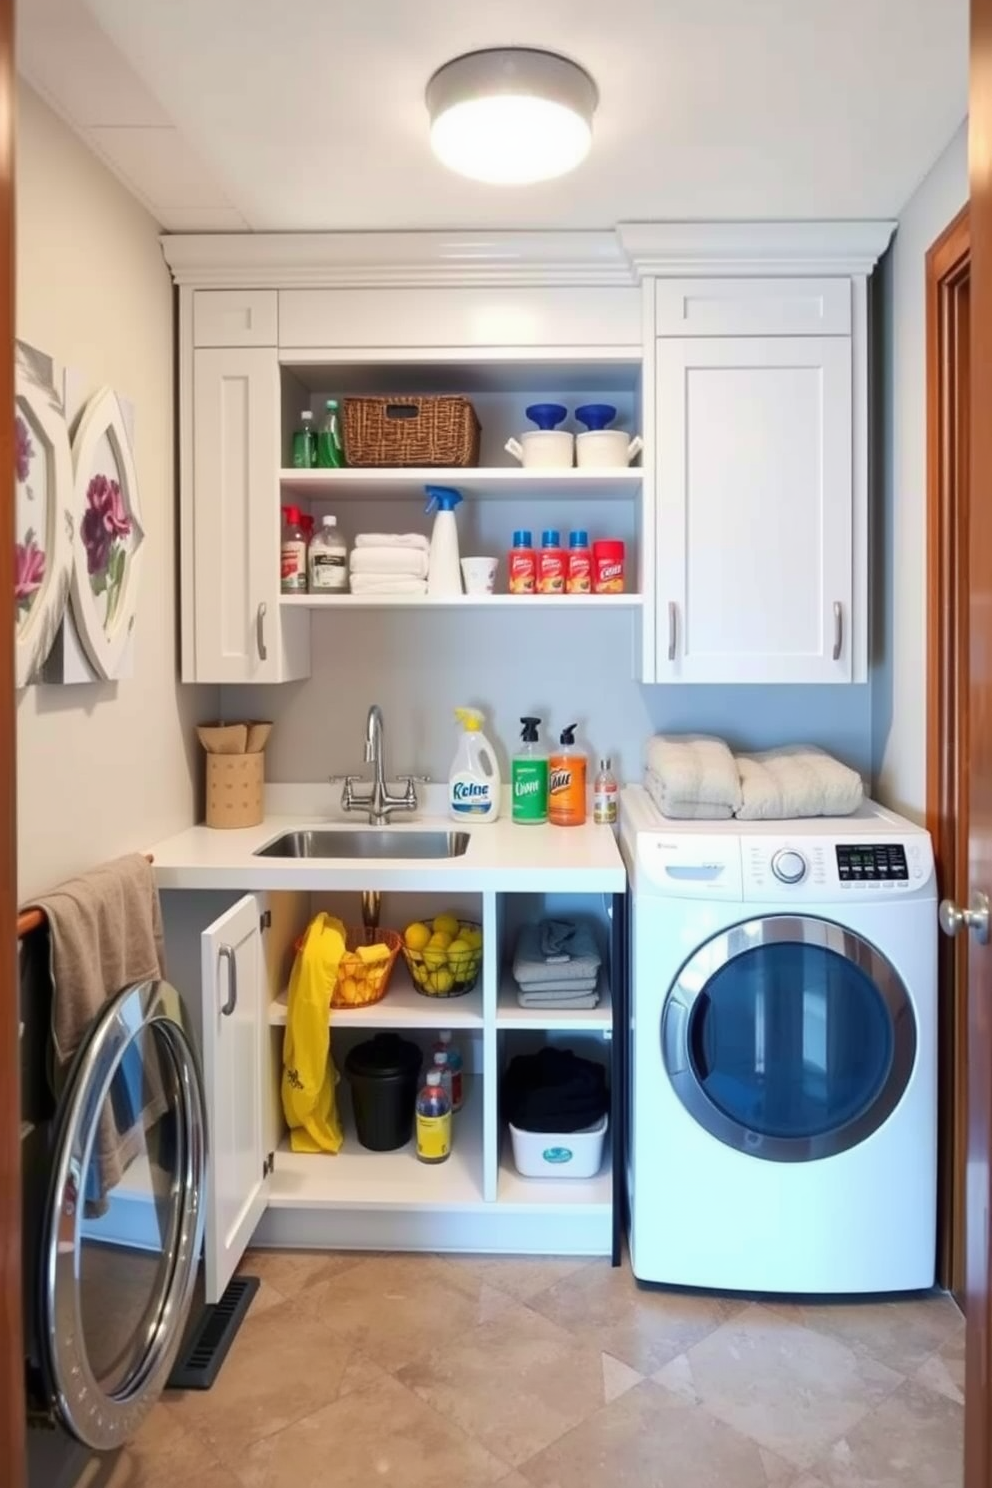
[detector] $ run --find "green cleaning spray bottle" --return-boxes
[512,717,549,825]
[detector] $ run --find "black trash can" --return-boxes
[344,1033,423,1151]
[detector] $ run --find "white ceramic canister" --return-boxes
[504,430,575,468]
[575,430,644,468]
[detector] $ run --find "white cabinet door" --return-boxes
[192,348,308,683]
[655,336,853,683]
[200,894,270,1303]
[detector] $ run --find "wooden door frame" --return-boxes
[926,203,971,1301]
[0,0,21,1479]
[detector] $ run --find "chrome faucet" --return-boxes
[335,704,426,826]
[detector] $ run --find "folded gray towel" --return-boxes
[513,920,601,985]
[516,977,600,994]
[517,990,601,1010]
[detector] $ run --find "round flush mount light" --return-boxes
[426,47,598,186]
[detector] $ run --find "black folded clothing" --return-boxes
[502,1046,608,1134]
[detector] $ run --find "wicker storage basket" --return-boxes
[292,927,403,1009]
[343,395,481,467]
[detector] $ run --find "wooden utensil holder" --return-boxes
[206,752,264,829]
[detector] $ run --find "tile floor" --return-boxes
[98,1250,965,1488]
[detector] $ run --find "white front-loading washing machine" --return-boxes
[620,787,937,1294]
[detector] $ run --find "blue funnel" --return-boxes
[575,403,616,432]
[525,402,568,431]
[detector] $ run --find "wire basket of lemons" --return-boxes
[401,913,484,998]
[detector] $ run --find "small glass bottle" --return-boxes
[416,1070,452,1165]
[435,1031,463,1111]
[432,1049,453,1109]
[593,757,619,825]
[316,399,345,468]
[292,410,317,469]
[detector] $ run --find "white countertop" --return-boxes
[148,809,626,894]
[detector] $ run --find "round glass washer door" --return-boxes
[40,979,206,1450]
[661,915,917,1163]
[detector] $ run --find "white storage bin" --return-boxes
[508,1114,608,1179]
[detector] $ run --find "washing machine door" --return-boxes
[38,979,207,1450]
[661,915,917,1162]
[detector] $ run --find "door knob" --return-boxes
[939,892,990,945]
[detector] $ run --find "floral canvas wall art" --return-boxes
[14,343,74,688]
[69,387,143,679]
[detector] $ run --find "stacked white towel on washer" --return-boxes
[642,735,864,820]
[349,534,429,595]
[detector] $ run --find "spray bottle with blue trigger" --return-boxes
[425,485,463,596]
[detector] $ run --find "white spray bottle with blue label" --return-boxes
[425,485,463,596]
[448,708,501,822]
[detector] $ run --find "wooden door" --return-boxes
[0,0,20,1479]
[200,894,271,1303]
[192,347,284,683]
[655,335,852,683]
[967,0,992,1477]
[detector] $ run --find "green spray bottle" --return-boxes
[512,717,549,825]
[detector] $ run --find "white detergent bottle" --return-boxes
[426,485,463,595]
[448,707,501,822]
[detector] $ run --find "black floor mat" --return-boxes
[166,1274,259,1391]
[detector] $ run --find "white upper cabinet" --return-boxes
[654,332,854,684]
[193,289,278,348]
[189,346,308,683]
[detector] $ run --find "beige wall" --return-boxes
[15,83,215,900]
[872,121,968,821]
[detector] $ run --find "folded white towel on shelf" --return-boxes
[643,735,742,819]
[348,575,428,596]
[354,533,430,551]
[349,547,429,578]
[736,746,864,821]
[516,991,601,1010]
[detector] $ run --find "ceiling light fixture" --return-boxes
[426,47,598,186]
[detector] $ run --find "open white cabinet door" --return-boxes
[200,894,271,1303]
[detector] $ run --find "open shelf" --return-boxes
[268,1077,483,1211]
[281,592,642,611]
[497,1142,613,1213]
[269,975,483,1029]
[496,972,612,1031]
[279,467,642,501]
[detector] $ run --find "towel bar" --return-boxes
[16,853,154,940]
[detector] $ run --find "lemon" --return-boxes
[433,913,460,939]
[434,967,454,994]
[447,936,471,958]
[422,946,448,970]
[427,930,452,950]
[404,921,430,951]
[462,927,483,950]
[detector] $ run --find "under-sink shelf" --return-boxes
[267,1077,484,1212]
[269,976,484,1029]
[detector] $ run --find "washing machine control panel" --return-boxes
[744,834,934,899]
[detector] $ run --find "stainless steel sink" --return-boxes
[253,829,470,860]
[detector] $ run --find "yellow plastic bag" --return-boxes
[281,912,347,1154]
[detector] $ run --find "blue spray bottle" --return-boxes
[425,485,464,596]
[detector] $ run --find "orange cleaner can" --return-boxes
[549,724,587,827]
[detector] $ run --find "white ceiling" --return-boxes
[18,0,968,233]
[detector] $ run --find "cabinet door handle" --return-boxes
[256,602,268,662]
[218,943,237,1016]
[832,601,843,661]
[667,601,678,661]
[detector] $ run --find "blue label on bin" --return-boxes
[543,1146,573,1164]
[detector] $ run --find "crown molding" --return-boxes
[160,230,634,288]
[617,220,897,278]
